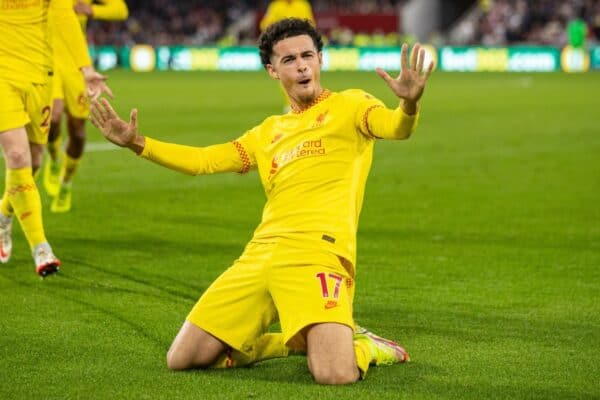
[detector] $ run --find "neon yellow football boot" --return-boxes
[51,183,72,213]
[43,156,61,197]
[354,326,410,365]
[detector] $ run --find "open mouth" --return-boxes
[298,78,311,85]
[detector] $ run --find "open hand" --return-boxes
[81,66,114,101]
[90,98,138,148]
[376,43,434,111]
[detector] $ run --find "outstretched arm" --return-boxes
[74,0,129,21]
[358,43,434,140]
[90,99,253,175]
[376,43,434,115]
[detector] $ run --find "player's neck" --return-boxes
[289,87,326,113]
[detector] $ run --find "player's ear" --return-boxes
[266,64,279,80]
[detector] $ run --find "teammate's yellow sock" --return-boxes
[62,152,81,183]
[0,193,13,216]
[210,333,290,369]
[5,168,46,248]
[353,336,372,379]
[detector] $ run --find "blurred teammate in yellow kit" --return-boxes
[91,19,434,384]
[260,0,315,30]
[0,0,112,276]
[43,0,128,213]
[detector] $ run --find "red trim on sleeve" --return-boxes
[363,105,384,139]
[232,140,251,174]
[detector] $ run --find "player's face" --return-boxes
[267,35,323,107]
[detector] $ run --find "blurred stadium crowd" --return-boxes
[452,0,600,46]
[87,0,600,47]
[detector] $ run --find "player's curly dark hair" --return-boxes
[258,18,323,68]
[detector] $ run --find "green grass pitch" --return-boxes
[0,70,598,399]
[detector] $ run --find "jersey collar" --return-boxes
[291,89,331,114]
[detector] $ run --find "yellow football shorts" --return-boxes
[187,241,356,354]
[0,78,52,144]
[52,64,89,119]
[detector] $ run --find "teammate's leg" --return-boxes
[47,98,64,161]
[51,113,85,213]
[51,69,88,213]
[30,141,44,174]
[43,98,63,196]
[0,127,60,275]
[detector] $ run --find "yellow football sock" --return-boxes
[5,168,46,248]
[62,153,81,183]
[47,136,62,161]
[0,193,13,216]
[354,337,373,379]
[210,333,290,369]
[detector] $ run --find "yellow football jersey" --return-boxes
[0,0,90,83]
[260,0,315,31]
[0,0,52,83]
[77,0,128,30]
[53,0,128,72]
[141,89,419,268]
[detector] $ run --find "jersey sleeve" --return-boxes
[140,128,258,176]
[231,126,259,174]
[92,0,129,21]
[350,89,420,140]
[49,0,92,69]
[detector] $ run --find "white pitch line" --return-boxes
[86,142,120,152]
[0,141,116,159]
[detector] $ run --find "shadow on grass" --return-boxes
[60,255,200,302]
[52,235,245,298]
[0,270,168,350]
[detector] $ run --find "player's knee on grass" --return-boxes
[166,344,220,370]
[305,323,360,385]
[309,359,360,385]
[166,321,226,370]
